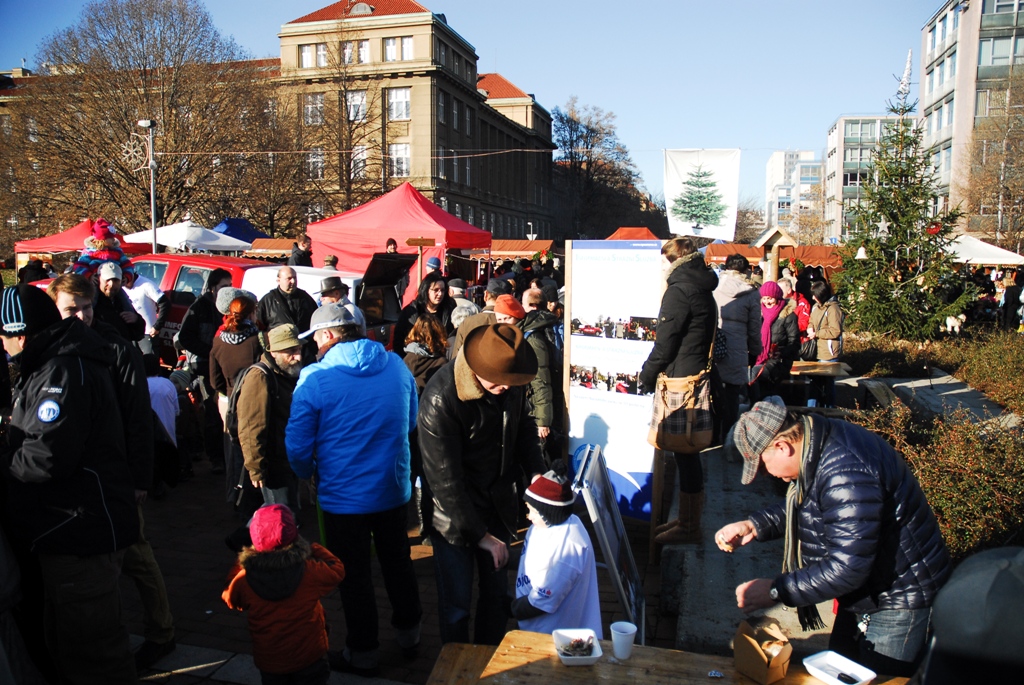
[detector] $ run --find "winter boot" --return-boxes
[654,491,705,545]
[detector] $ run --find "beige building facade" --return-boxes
[276,0,555,238]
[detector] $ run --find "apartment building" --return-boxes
[764,150,822,233]
[824,114,900,241]
[277,0,555,238]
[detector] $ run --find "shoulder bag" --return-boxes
[647,336,715,454]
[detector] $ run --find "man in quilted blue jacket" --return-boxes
[715,397,951,677]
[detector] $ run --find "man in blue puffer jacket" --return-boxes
[715,397,951,677]
[285,303,421,677]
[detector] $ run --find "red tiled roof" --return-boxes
[288,0,430,24]
[476,73,528,99]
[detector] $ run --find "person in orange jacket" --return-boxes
[223,505,345,684]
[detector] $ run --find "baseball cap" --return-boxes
[300,302,356,339]
[98,262,122,281]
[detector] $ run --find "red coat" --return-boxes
[790,292,812,340]
[223,541,345,674]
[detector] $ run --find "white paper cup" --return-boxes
[610,621,637,660]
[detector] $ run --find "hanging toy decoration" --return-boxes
[926,221,942,235]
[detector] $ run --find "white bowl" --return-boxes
[552,628,603,666]
[803,650,876,685]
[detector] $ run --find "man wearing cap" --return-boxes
[447,278,480,314]
[236,324,303,512]
[286,303,421,676]
[257,266,318,364]
[323,254,338,270]
[319,276,366,334]
[419,323,546,645]
[1,284,139,683]
[715,397,951,676]
[94,261,146,342]
[450,278,511,357]
[425,256,442,274]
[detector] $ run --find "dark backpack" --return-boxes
[224,362,278,504]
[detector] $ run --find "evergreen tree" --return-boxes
[836,84,974,341]
[672,165,727,228]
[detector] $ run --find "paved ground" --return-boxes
[124,463,676,684]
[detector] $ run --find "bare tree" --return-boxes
[733,194,766,244]
[16,0,271,234]
[958,68,1024,253]
[552,96,659,238]
[787,183,829,245]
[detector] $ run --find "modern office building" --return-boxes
[764,150,822,232]
[277,0,555,238]
[824,114,900,241]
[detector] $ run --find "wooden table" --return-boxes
[789,361,851,377]
[439,630,909,685]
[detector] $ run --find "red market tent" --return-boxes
[307,182,492,301]
[15,219,151,255]
[606,226,659,240]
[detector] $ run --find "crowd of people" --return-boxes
[1,226,1001,684]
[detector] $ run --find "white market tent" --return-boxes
[946,235,1024,266]
[124,220,251,253]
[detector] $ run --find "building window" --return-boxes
[351,145,367,179]
[464,158,471,186]
[300,43,327,68]
[843,148,872,163]
[954,4,961,30]
[977,89,990,117]
[452,150,459,183]
[943,147,953,172]
[439,42,447,67]
[452,100,460,131]
[939,16,947,42]
[465,107,473,136]
[468,206,475,225]
[305,202,324,222]
[979,37,1012,66]
[0,115,10,136]
[982,0,1016,14]
[384,38,397,62]
[402,36,413,60]
[343,40,369,64]
[438,91,446,124]
[927,69,934,94]
[26,118,37,143]
[950,51,957,77]
[304,93,324,126]
[929,27,936,51]
[938,61,945,85]
[388,143,410,177]
[455,203,462,219]
[437,147,446,179]
[946,99,954,126]
[388,87,411,120]
[346,90,367,122]
[306,147,324,180]
[438,195,448,211]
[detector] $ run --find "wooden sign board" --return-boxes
[406,237,436,247]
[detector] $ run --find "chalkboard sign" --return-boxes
[572,443,646,643]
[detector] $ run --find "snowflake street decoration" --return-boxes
[671,164,727,231]
[121,137,148,170]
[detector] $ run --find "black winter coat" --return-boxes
[288,243,313,267]
[5,318,138,555]
[749,417,951,615]
[639,256,718,389]
[392,300,455,358]
[418,352,546,547]
[178,292,220,375]
[762,299,800,384]
[256,287,318,364]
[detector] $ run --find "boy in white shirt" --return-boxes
[512,471,603,637]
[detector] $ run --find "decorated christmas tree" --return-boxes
[672,164,727,229]
[836,57,974,341]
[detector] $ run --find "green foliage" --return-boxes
[836,90,974,341]
[671,165,726,228]
[851,402,1024,561]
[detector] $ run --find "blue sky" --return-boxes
[2,0,937,206]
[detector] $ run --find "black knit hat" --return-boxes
[1,284,61,337]
[524,470,575,526]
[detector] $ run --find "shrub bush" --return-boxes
[850,402,1024,561]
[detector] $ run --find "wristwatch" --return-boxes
[769,581,779,602]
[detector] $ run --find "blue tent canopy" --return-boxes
[212,217,268,243]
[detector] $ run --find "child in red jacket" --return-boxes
[223,505,345,684]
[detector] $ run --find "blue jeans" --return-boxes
[830,607,932,677]
[321,505,422,658]
[430,532,510,645]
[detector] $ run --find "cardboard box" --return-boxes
[733,621,793,685]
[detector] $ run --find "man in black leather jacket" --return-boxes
[716,398,951,677]
[418,324,546,645]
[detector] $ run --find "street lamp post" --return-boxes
[137,119,158,253]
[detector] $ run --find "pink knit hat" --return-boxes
[249,504,298,552]
[759,281,784,300]
[91,218,116,241]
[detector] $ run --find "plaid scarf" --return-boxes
[782,416,826,631]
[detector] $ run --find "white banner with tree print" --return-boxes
[664,149,741,241]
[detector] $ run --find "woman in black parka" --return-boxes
[640,238,718,545]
